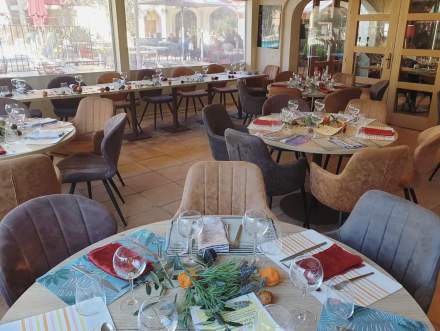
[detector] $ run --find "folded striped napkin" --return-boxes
[198,217,229,253]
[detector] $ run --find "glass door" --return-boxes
[386,0,440,129]
[343,0,403,86]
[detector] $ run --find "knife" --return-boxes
[279,242,327,262]
[72,265,120,293]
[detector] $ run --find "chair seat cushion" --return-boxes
[146,95,173,103]
[213,86,238,93]
[57,153,110,183]
[178,90,208,97]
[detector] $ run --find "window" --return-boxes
[0,0,115,77]
[124,0,246,69]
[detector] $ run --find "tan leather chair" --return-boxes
[267,85,301,99]
[263,65,280,83]
[310,146,409,213]
[275,71,293,82]
[207,64,226,74]
[333,72,354,87]
[345,98,388,123]
[324,87,362,113]
[400,126,440,203]
[175,161,275,219]
[0,154,61,219]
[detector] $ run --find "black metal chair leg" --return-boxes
[69,182,76,194]
[270,148,274,156]
[116,170,125,186]
[409,188,418,204]
[404,188,411,201]
[184,97,189,121]
[197,97,205,107]
[108,178,125,203]
[166,102,173,113]
[192,97,197,114]
[336,156,343,174]
[86,181,92,199]
[159,103,164,120]
[153,103,157,129]
[230,93,238,108]
[177,96,183,109]
[139,102,149,123]
[430,163,439,181]
[102,179,127,226]
[323,155,331,170]
[307,194,317,228]
[301,186,309,229]
[276,150,282,163]
[242,113,249,126]
[268,196,273,209]
[295,151,300,160]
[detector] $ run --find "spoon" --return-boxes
[101,322,115,331]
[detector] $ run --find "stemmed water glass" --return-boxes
[74,74,83,85]
[4,103,17,123]
[177,210,204,265]
[347,104,360,123]
[288,99,299,112]
[113,245,147,312]
[10,107,26,128]
[119,71,128,83]
[243,209,270,264]
[314,99,325,116]
[324,277,355,322]
[289,255,323,326]
[138,296,178,331]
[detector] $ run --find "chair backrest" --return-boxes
[72,96,114,135]
[268,85,301,98]
[237,79,266,116]
[171,66,194,77]
[47,75,82,109]
[262,94,290,115]
[333,72,354,87]
[97,72,127,102]
[202,104,234,161]
[137,69,156,80]
[345,98,388,123]
[324,87,362,113]
[369,80,389,101]
[275,71,293,82]
[263,65,280,81]
[207,64,225,74]
[176,161,270,216]
[0,97,29,116]
[336,190,440,311]
[0,154,60,219]
[101,113,127,177]
[413,126,440,183]
[0,194,117,306]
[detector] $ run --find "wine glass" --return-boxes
[201,65,208,76]
[4,103,17,121]
[11,107,26,128]
[243,209,270,264]
[75,274,106,316]
[113,245,147,312]
[324,277,355,322]
[177,210,203,265]
[138,296,178,331]
[15,80,26,94]
[347,104,360,123]
[0,86,9,97]
[119,71,128,83]
[288,99,299,112]
[314,99,325,116]
[74,74,83,85]
[289,255,323,325]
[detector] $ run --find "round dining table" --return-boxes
[0,120,76,160]
[1,219,433,330]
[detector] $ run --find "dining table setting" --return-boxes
[0,209,433,331]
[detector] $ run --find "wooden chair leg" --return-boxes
[102,179,127,226]
[86,181,92,199]
[409,188,418,204]
[69,182,76,194]
[108,178,125,204]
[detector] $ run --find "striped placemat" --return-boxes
[0,297,113,331]
[264,230,402,307]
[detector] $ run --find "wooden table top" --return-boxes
[1,219,433,330]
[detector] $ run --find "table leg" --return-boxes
[162,86,189,133]
[124,91,152,141]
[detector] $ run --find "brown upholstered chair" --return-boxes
[324,87,362,113]
[275,71,293,82]
[136,69,173,129]
[345,99,388,123]
[332,72,354,87]
[0,154,60,219]
[207,64,239,109]
[0,194,117,306]
[400,126,440,203]
[175,161,276,219]
[263,65,280,83]
[244,65,280,95]
[267,85,302,98]
[310,146,409,213]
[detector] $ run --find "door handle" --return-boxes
[385,53,393,69]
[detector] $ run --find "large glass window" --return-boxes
[0,0,115,77]
[125,0,246,69]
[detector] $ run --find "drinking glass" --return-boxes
[119,71,128,83]
[0,86,9,96]
[74,74,83,85]
[15,80,26,94]
[201,65,208,76]
[113,245,147,312]
[289,255,323,325]
[243,209,270,264]
[138,296,178,331]
[314,99,325,116]
[10,107,26,127]
[324,277,355,321]
[112,77,120,89]
[347,104,360,123]
[75,274,106,316]
[177,210,203,265]
[288,99,299,111]
[4,103,17,119]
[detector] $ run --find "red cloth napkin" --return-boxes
[87,243,152,280]
[253,118,282,126]
[362,127,394,136]
[313,244,363,280]
[0,146,6,155]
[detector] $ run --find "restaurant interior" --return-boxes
[0,0,439,330]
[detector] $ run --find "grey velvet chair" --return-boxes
[328,190,440,312]
[57,113,128,226]
[225,128,309,226]
[237,79,266,125]
[0,194,117,306]
[48,75,84,121]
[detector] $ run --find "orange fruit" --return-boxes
[178,271,193,288]
[259,267,281,287]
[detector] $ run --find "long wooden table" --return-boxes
[10,72,264,140]
[1,219,433,330]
